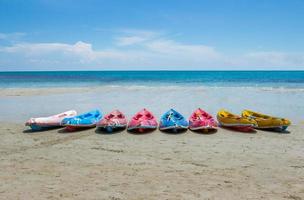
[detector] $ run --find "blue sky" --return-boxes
[0,0,304,70]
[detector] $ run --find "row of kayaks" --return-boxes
[25,108,291,133]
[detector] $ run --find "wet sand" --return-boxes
[0,123,303,200]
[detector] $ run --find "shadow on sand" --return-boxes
[220,126,257,134]
[95,127,126,135]
[127,128,156,135]
[23,126,62,134]
[190,129,218,135]
[160,128,188,135]
[57,127,95,134]
[257,128,290,134]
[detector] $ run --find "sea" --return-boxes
[0,71,303,124]
[0,71,304,88]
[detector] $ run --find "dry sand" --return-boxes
[0,123,303,200]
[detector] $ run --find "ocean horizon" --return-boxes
[1,70,304,88]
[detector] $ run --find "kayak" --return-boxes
[96,110,127,133]
[217,109,257,132]
[127,108,158,133]
[25,110,77,131]
[241,110,291,131]
[159,109,188,132]
[61,109,102,131]
[189,108,217,132]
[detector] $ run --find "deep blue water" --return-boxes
[0,71,304,88]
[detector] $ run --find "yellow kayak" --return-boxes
[241,110,291,131]
[217,109,257,131]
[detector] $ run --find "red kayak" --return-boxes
[97,110,127,132]
[127,108,158,133]
[189,108,217,132]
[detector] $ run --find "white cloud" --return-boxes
[0,40,154,69]
[0,33,6,40]
[0,31,223,67]
[119,29,160,38]
[115,29,160,46]
[0,32,26,41]
[145,40,220,60]
[244,51,304,66]
[1,41,123,61]
[115,36,149,46]
[0,30,304,70]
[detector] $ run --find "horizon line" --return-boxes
[1,69,304,73]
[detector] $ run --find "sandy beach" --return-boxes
[0,86,303,200]
[1,123,303,200]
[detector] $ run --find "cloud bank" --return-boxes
[0,30,303,70]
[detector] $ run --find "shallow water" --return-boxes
[0,86,303,124]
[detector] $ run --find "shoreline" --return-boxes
[1,84,304,97]
[0,86,303,125]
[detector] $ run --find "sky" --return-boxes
[0,0,304,71]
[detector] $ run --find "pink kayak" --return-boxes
[25,110,77,131]
[97,110,127,132]
[189,108,217,131]
[127,108,158,133]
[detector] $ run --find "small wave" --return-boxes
[99,84,304,92]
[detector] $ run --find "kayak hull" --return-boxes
[97,110,127,133]
[127,125,158,133]
[127,109,158,133]
[189,108,217,131]
[217,110,257,132]
[25,110,77,131]
[97,125,126,132]
[61,110,102,132]
[159,125,188,133]
[65,124,97,131]
[29,124,61,131]
[159,109,188,133]
[218,122,255,132]
[241,110,291,132]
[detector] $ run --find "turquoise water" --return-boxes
[0,71,304,88]
[1,71,303,123]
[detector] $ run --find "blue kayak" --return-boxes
[61,109,102,131]
[159,109,189,132]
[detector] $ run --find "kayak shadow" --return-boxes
[127,128,156,135]
[257,128,290,134]
[57,127,94,133]
[190,129,218,135]
[23,126,62,133]
[95,127,126,135]
[220,127,257,134]
[160,129,188,135]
